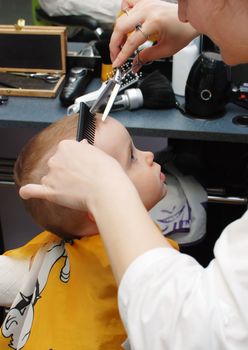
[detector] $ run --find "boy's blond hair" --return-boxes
[14,114,88,239]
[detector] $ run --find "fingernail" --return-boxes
[112,61,117,69]
[112,57,121,69]
[19,186,28,199]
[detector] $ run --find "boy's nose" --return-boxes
[144,151,154,165]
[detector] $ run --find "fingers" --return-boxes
[121,0,140,10]
[111,29,149,68]
[111,12,156,67]
[110,0,147,65]
[109,35,125,65]
[121,0,133,11]
[111,0,189,68]
[18,139,101,213]
[19,184,49,200]
[110,14,137,64]
[110,0,159,67]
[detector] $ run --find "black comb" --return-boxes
[76,102,96,144]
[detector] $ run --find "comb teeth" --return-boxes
[77,102,96,145]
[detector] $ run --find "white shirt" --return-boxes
[39,0,121,24]
[119,210,248,350]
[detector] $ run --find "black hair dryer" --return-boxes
[185,51,231,118]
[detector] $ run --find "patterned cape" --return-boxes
[0,231,126,350]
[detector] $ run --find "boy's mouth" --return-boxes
[160,172,166,182]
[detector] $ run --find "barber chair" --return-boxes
[32,0,112,41]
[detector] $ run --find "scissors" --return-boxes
[94,50,144,121]
[67,66,140,116]
[88,60,142,121]
[67,51,144,118]
[9,72,60,84]
[89,68,123,120]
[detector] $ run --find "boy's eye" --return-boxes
[130,147,137,161]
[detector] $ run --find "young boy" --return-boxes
[0,113,177,350]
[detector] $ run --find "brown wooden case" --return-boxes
[0,22,67,98]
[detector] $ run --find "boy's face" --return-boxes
[95,117,166,210]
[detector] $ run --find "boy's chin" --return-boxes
[160,183,167,199]
[146,190,167,211]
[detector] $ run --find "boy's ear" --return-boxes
[87,211,96,223]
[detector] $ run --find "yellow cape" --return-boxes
[1,230,178,349]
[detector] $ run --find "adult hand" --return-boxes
[110,0,199,68]
[19,140,126,213]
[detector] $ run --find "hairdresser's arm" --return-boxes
[110,0,199,68]
[19,140,171,283]
[90,168,172,283]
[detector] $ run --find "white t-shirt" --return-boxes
[119,210,248,349]
[39,0,121,24]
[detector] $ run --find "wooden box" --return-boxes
[0,22,67,98]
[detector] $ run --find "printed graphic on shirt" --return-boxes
[1,241,69,350]
[157,201,192,234]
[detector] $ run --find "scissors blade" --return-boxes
[102,83,121,121]
[90,79,116,114]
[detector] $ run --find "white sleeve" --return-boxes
[118,211,248,350]
[39,0,77,16]
[0,256,30,307]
